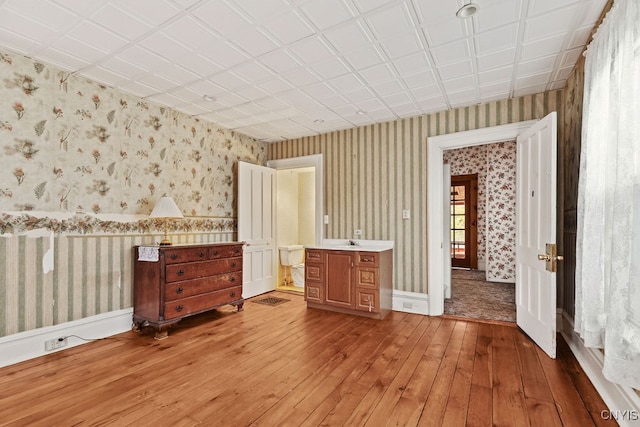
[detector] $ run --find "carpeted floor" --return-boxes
[444,269,516,323]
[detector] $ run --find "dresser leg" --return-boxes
[154,329,169,340]
[231,299,244,312]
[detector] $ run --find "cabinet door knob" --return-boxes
[175,305,183,312]
[176,286,183,294]
[170,254,178,260]
[176,269,185,276]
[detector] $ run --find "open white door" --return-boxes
[238,161,276,299]
[443,163,452,299]
[516,112,558,359]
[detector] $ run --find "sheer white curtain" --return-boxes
[575,0,640,389]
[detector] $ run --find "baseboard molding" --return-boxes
[560,312,640,426]
[0,308,133,368]
[392,290,429,315]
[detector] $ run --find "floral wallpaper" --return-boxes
[485,141,516,282]
[444,141,516,282]
[0,49,266,234]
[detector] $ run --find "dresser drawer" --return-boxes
[163,286,242,320]
[163,246,211,264]
[165,271,242,301]
[163,245,243,264]
[356,252,379,267]
[165,257,242,282]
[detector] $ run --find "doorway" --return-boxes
[450,174,478,269]
[267,154,324,293]
[427,120,537,315]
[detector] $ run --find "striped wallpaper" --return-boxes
[269,90,564,295]
[0,232,235,337]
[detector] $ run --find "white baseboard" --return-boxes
[392,290,429,315]
[560,312,640,427]
[0,308,133,368]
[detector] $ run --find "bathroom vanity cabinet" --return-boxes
[304,247,392,319]
[133,242,244,339]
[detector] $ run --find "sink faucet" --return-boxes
[348,239,359,246]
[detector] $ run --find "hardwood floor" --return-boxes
[0,292,615,426]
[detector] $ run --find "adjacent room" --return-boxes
[0,0,638,425]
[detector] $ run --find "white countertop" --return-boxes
[304,239,393,252]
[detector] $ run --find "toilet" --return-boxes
[279,245,305,288]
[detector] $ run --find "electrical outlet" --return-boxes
[402,209,410,220]
[324,215,329,224]
[45,337,67,351]
[354,229,362,236]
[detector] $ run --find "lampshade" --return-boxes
[150,196,183,218]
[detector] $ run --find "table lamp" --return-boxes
[150,195,183,246]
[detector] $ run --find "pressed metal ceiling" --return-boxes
[0,0,607,142]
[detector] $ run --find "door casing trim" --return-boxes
[427,121,536,315]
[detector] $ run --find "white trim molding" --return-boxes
[393,290,429,315]
[427,121,537,316]
[0,308,133,368]
[561,312,640,427]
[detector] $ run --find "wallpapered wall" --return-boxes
[269,91,563,294]
[0,50,266,338]
[444,141,517,283]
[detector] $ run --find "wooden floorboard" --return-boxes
[0,291,615,426]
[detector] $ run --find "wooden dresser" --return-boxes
[133,242,244,339]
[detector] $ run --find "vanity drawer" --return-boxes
[163,286,242,320]
[164,272,242,301]
[165,257,242,282]
[356,252,379,267]
[356,289,379,313]
[305,262,325,282]
[356,267,378,289]
[305,249,324,263]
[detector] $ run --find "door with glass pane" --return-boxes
[450,174,478,269]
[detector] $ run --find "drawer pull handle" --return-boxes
[230,276,235,282]
[213,250,219,256]
[175,305,183,312]
[230,291,236,298]
[170,254,178,260]
[230,262,236,268]
[198,251,205,258]
[176,269,185,276]
[176,287,183,294]
[234,248,240,254]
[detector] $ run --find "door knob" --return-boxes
[538,243,563,272]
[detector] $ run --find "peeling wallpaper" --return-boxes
[0,49,266,338]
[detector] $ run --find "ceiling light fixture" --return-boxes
[456,2,479,19]
[356,110,366,115]
[203,95,216,102]
[313,119,324,124]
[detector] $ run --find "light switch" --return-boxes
[402,209,410,220]
[324,215,329,224]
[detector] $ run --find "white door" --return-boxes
[516,112,558,359]
[238,161,276,299]
[443,163,452,299]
